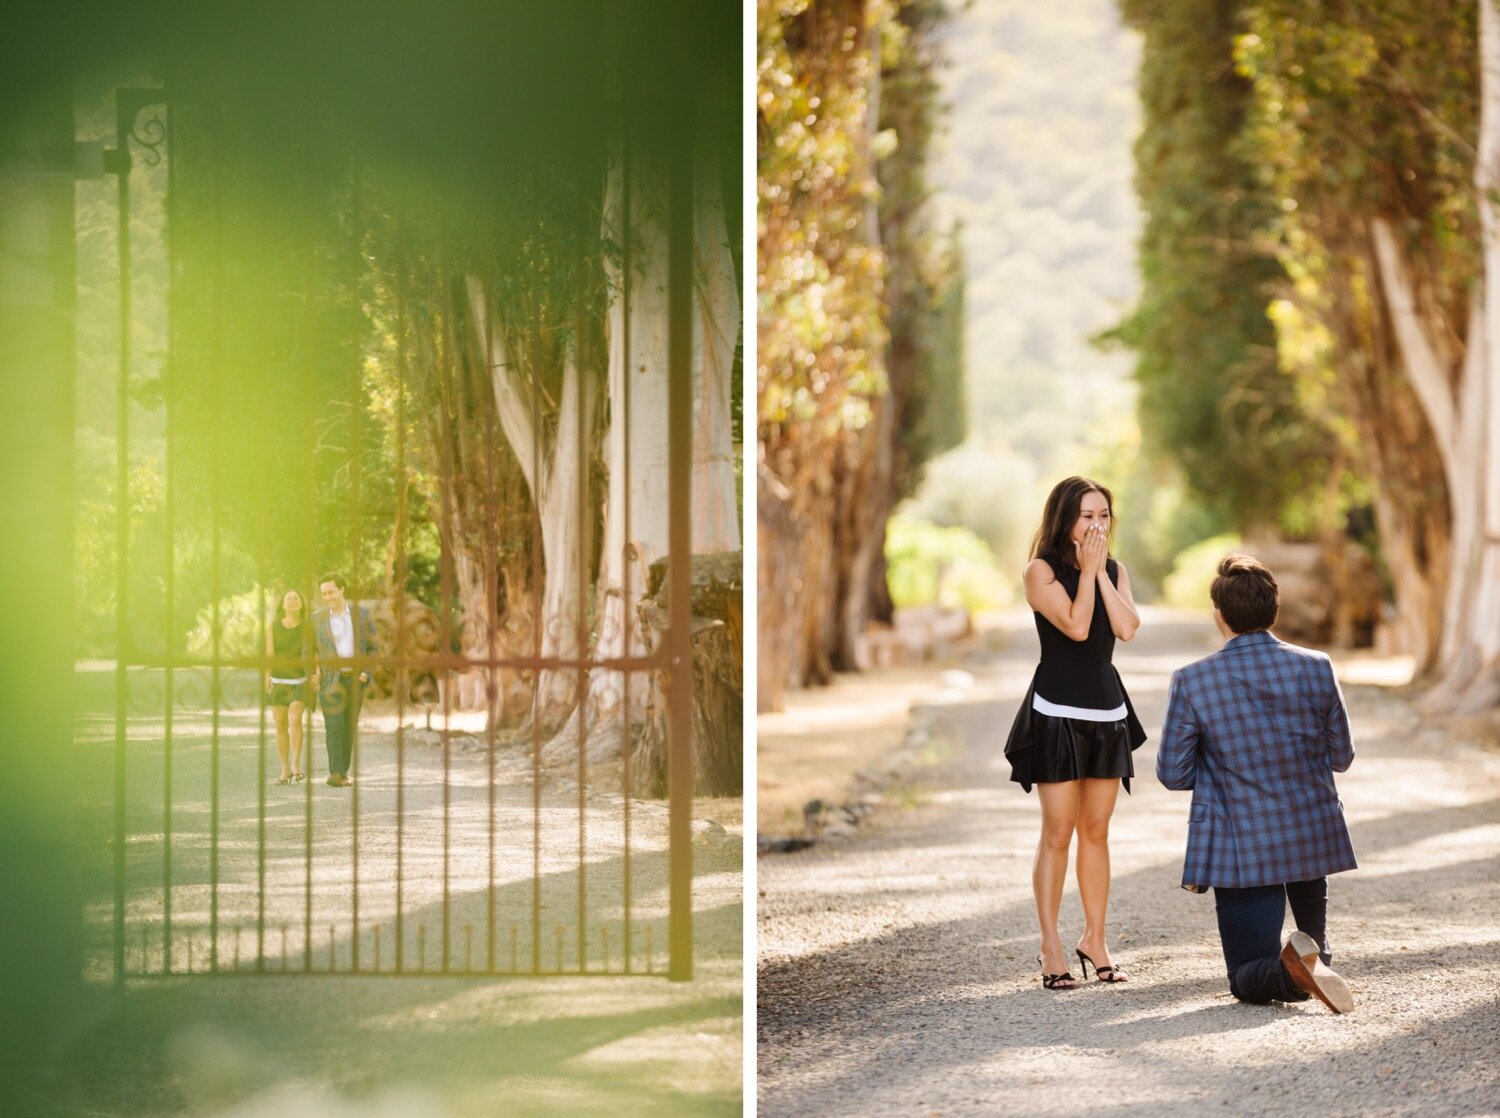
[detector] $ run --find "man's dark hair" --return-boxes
[1211,554,1278,634]
[317,571,345,591]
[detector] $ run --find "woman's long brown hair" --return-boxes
[1028,475,1115,569]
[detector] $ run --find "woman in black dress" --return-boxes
[264,588,313,784]
[1006,476,1144,989]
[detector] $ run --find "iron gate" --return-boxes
[96,87,698,983]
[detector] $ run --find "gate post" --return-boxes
[0,73,83,1089]
[666,124,694,982]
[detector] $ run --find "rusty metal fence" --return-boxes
[96,87,696,983]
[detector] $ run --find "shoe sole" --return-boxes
[1282,930,1354,1014]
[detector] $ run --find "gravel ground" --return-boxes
[758,610,1500,1117]
[38,668,743,1117]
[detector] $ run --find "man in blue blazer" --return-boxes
[314,571,379,787]
[1157,554,1357,1013]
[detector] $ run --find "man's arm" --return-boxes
[357,606,378,683]
[311,613,327,690]
[1155,671,1201,790]
[360,606,379,657]
[1321,657,1355,773]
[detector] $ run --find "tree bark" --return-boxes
[1371,204,1499,710]
[830,390,894,671]
[540,142,675,764]
[467,279,597,735]
[632,552,743,798]
[692,149,742,556]
[1308,220,1451,673]
[1401,0,1500,712]
[556,139,743,764]
[757,458,804,712]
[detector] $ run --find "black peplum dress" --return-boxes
[1004,554,1146,792]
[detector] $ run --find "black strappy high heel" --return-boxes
[1038,954,1077,990]
[1076,948,1127,983]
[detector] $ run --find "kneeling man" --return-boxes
[1157,554,1357,1013]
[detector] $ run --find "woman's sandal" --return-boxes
[1076,948,1128,983]
[292,772,304,783]
[275,774,292,785]
[1038,954,1077,990]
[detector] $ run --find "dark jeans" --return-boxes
[1212,877,1331,1004]
[320,674,363,776]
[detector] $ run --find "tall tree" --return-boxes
[466,268,601,735]
[1367,1,1500,710]
[868,0,967,630]
[759,0,892,706]
[1236,0,1489,695]
[758,0,964,707]
[1112,0,1344,538]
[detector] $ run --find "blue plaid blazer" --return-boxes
[1156,630,1357,890]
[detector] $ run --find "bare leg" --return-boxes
[1076,777,1126,979]
[1034,781,1081,982]
[271,705,291,780]
[287,700,305,777]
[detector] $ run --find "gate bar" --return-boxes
[109,91,134,987]
[620,91,636,976]
[108,86,169,983]
[162,98,176,976]
[666,124,694,982]
[207,100,225,975]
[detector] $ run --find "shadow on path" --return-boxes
[758,619,1500,1116]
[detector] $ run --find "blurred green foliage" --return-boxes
[759,0,969,685]
[758,0,891,438]
[885,514,1013,613]
[1077,427,1230,598]
[1106,0,1350,538]
[1237,0,1476,298]
[1110,0,1475,637]
[67,1,738,663]
[879,0,969,502]
[184,586,268,660]
[1161,532,1241,610]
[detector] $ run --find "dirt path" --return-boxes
[45,668,742,1117]
[757,609,1500,1116]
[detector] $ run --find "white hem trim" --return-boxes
[1032,694,1126,721]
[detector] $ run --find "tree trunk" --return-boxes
[1372,206,1499,711]
[595,141,672,691]
[632,552,743,798]
[1309,221,1451,672]
[446,537,534,729]
[830,390,895,670]
[466,279,596,736]
[692,149,742,556]
[793,475,838,688]
[757,459,804,712]
[1382,0,1500,713]
[553,139,743,765]
[540,142,673,764]
[534,351,598,734]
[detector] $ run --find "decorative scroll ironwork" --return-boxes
[127,107,167,167]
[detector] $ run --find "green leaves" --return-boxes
[1115,0,1349,538]
[759,0,892,446]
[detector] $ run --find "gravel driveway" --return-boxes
[758,610,1500,1116]
[52,667,743,1116]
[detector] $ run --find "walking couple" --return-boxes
[263,571,379,788]
[1005,476,1358,1014]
